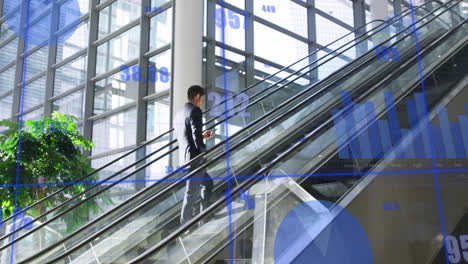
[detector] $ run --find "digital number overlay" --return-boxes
[207,91,250,117]
[215,8,248,30]
[165,166,188,174]
[32,121,69,133]
[144,6,163,14]
[446,235,468,263]
[120,65,170,83]
[262,5,276,13]
[382,202,400,211]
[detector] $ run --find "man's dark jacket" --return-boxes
[175,102,206,166]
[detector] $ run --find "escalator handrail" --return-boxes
[127,12,468,264]
[30,2,462,262]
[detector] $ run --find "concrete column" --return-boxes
[172,0,204,117]
[370,0,390,46]
[370,0,389,21]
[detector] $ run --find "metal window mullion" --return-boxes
[245,0,255,88]
[204,0,216,150]
[307,0,318,82]
[16,71,46,88]
[26,9,52,28]
[95,0,118,12]
[48,83,85,102]
[216,0,312,45]
[135,0,151,190]
[0,34,17,49]
[145,43,171,59]
[93,18,140,46]
[11,0,29,121]
[0,0,3,20]
[212,39,247,56]
[44,1,60,117]
[89,144,139,161]
[143,90,170,102]
[88,102,137,121]
[315,8,354,31]
[91,58,138,82]
[52,49,87,69]
[167,0,176,168]
[0,60,16,74]
[353,0,367,33]
[254,15,310,45]
[146,1,172,19]
[0,89,13,100]
[394,0,402,16]
[54,14,89,38]
[15,103,44,118]
[83,0,100,156]
[0,4,22,24]
[353,0,367,56]
[103,3,112,81]
[290,0,308,8]
[206,0,216,97]
[19,41,45,57]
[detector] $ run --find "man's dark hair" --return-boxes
[187,85,206,100]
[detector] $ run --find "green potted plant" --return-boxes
[0,112,105,234]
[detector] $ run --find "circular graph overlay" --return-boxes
[274,200,373,264]
[3,0,81,46]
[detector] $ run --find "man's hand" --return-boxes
[203,130,215,139]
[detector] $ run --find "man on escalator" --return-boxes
[175,85,215,225]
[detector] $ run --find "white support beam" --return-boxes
[172,0,204,116]
[370,0,389,21]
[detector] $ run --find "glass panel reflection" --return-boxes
[98,0,141,39]
[54,55,87,96]
[96,26,140,75]
[52,90,84,120]
[94,70,138,114]
[92,108,137,155]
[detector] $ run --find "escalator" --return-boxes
[126,3,468,263]
[1,1,465,263]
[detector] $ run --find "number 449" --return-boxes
[446,235,468,263]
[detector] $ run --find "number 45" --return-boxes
[446,235,468,263]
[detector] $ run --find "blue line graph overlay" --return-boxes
[332,91,468,160]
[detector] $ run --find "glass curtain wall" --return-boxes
[0,0,173,199]
[202,0,402,124]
